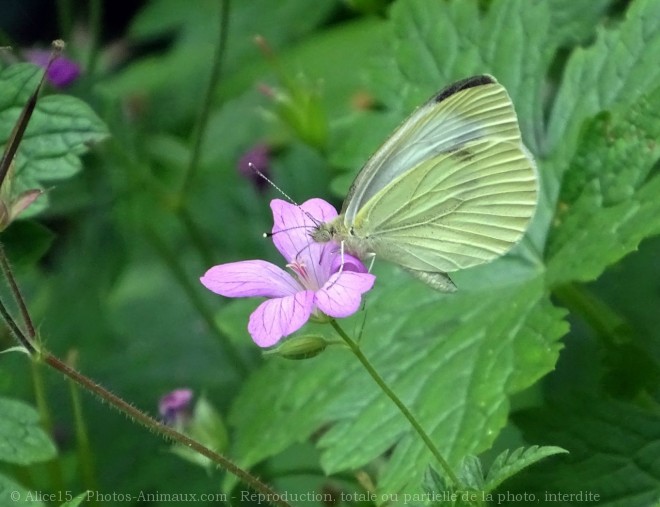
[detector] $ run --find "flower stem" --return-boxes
[329,319,460,487]
[0,248,287,507]
[86,0,102,76]
[180,0,230,197]
[0,243,36,341]
[67,351,99,502]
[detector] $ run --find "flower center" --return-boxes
[287,259,316,290]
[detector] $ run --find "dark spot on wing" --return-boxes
[449,147,474,162]
[434,75,495,104]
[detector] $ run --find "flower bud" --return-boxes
[265,334,328,360]
[24,49,81,88]
[159,388,193,426]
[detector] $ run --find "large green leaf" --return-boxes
[371,0,558,153]
[546,0,612,47]
[546,86,660,285]
[228,273,566,496]
[511,395,660,507]
[0,63,108,217]
[546,0,660,171]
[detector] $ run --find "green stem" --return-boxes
[86,0,102,76]
[0,244,283,506]
[0,247,66,491]
[0,297,34,354]
[329,319,461,487]
[42,351,292,507]
[67,353,99,506]
[553,283,630,346]
[0,244,36,341]
[0,53,56,189]
[30,360,66,492]
[180,0,230,197]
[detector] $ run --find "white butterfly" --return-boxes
[312,75,537,291]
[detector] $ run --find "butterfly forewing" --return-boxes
[343,75,524,223]
[352,136,537,273]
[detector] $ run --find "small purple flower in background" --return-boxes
[24,49,81,88]
[200,199,375,348]
[159,388,193,425]
[237,143,271,193]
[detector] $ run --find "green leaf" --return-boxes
[458,455,485,491]
[0,474,45,506]
[171,396,229,470]
[546,86,660,285]
[0,397,57,465]
[0,220,54,266]
[546,0,612,47]
[0,63,109,217]
[373,0,559,154]
[512,396,660,506]
[546,0,660,171]
[484,445,568,492]
[229,274,566,496]
[353,0,565,255]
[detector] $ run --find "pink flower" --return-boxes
[200,199,375,347]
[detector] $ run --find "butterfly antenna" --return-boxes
[251,163,322,239]
[250,162,298,206]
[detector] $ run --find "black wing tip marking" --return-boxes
[434,75,496,104]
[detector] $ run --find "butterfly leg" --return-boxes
[365,253,376,273]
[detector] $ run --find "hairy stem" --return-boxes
[42,351,292,507]
[0,244,36,340]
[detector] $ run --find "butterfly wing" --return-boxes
[343,75,527,223]
[352,136,537,275]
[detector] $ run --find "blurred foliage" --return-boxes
[0,0,659,506]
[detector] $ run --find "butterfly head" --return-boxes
[310,221,336,244]
[310,215,354,243]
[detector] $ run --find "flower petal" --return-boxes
[248,290,315,347]
[331,252,368,274]
[315,271,376,318]
[270,198,338,262]
[200,260,299,298]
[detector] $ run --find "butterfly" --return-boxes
[311,75,537,292]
